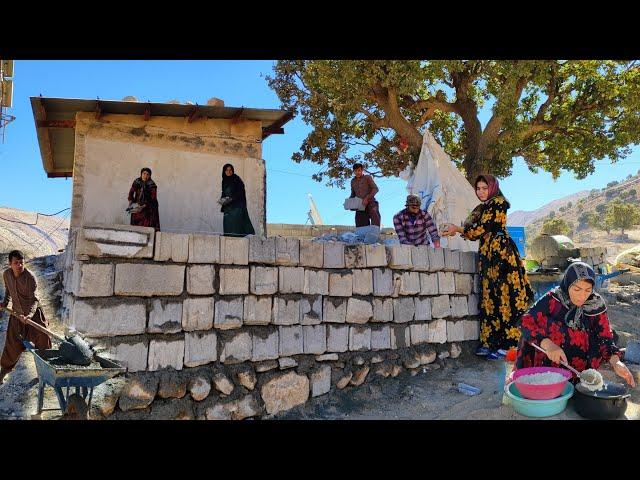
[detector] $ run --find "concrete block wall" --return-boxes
[63,224,480,420]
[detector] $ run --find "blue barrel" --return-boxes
[507,226,526,258]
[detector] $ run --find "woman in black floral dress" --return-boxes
[516,261,635,386]
[442,174,534,359]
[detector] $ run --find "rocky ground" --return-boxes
[1,253,639,421]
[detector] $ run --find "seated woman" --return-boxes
[516,261,635,387]
[128,167,160,231]
[220,163,255,237]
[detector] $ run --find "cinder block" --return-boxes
[219,267,249,295]
[410,323,429,345]
[411,246,430,272]
[327,325,349,353]
[393,297,415,323]
[346,298,373,324]
[428,248,445,272]
[373,298,393,322]
[352,269,373,296]
[300,295,323,325]
[414,297,432,321]
[214,297,244,330]
[303,269,329,295]
[244,296,272,325]
[390,326,410,349]
[344,244,366,269]
[249,236,276,264]
[454,273,474,295]
[323,242,345,268]
[431,295,451,319]
[299,239,323,268]
[450,296,469,318]
[252,329,279,361]
[349,326,371,351]
[463,319,480,340]
[72,300,146,337]
[278,266,305,294]
[329,272,353,297]
[460,251,478,273]
[187,265,215,295]
[447,321,465,343]
[148,338,185,371]
[443,249,461,272]
[323,297,347,323]
[387,245,412,269]
[71,263,114,297]
[373,268,394,296]
[250,266,278,295]
[148,299,183,334]
[114,264,185,297]
[220,332,252,364]
[275,237,300,266]
[184,331,218,367]
[182,297,215,331]
[303,325,327,354]
[437,271,455,294]
[419,273,438,296]
[154,232,189,262]
[473,274,480,294]
[365,244,388,267]
[467,294,480,316]
[272,297,300,325]
[102,340,148,372]
[427,319,447,344]
[279,325,304,356]
[396,271,420,295]
[220,236,249,265]
[188,234,220,263]
[76,224,155,259]
[310,365,331,397]
[371,325,391,350]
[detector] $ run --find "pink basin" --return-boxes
[512,367,571,400]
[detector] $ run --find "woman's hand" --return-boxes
[611,359,636,387]
[540,338,568,365]
[441,223,459,237]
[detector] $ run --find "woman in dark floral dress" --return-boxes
[128,167,160,231]
[516,261,635,386]
[442,174,534,359]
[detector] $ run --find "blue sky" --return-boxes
[1,60,639,228]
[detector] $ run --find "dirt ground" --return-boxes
[1,254,639,421]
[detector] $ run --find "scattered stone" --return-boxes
[438,351,450,360]
[371,354,384,364]
[310,365,331,397]
[237,369,257,391]
[213,373,235,396]
[350,366,370,386]
[419,350,437,365]
[336,372,353,389]
[188,376,211,402]
[278,357,298,369]
[353,355,365,366]
[118,375,159,412]
[375,364,392,377]
[403,352,421,369]
[410,368,420,376]
[450,343,462,359]
[255,360,279,373]
[157,371,188,399]
[260,371,309,415]
[391,365,402,377]
[316,353,339,361]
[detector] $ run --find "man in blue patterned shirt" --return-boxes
[393,194,440,247]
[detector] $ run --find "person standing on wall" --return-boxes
[441,174,534,360]
[393,194,441,247]
[128,167,160,231]
[0,250,52,385]
[350,163,381,227]
[220,163,255,237]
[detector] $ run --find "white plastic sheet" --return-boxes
[399,131,479,252]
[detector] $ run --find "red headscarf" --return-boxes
[474,174,500,201]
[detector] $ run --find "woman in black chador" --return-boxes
[220,163,255,237]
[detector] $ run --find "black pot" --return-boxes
[573,381,630,420]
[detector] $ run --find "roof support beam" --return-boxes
[231,107,245,124]
[33,97,56,174]
[36,119,76,128]
[143,102,151,121]
[187,104,200,123]
[95,100,103,120]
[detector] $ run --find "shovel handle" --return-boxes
[0,305,66,342]
[529,341,580,376]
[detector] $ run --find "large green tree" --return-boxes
[267,60,640,186]
[605,200,640,235]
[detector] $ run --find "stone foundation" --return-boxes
[61,224,480,419]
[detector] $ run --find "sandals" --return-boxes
[475,346,491,356]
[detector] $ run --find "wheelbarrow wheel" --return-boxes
[63,393,88,420]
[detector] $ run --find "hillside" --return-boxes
[508,190,590,226]
[0,206,70,259]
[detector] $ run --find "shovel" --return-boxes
[530,342,604,391]
[0,305,93,366]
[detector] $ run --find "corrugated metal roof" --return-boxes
[31,96,294,178]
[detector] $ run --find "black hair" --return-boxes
[141,167,152,176]
[353,163,364,171]
[8,250,24,262]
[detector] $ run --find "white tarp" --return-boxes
[399,130,479,252]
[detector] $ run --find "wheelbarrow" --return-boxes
[23,340,125,416]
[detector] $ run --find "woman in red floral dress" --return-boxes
[516,261,635,387]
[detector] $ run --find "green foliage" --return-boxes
[595,203,607,214]
[548,211,556,219]
[607,181,620,188]
[566,201,573,208]
[267,60,640,186]
[578,210,599,230]
[542,218,571,235]
[605,200,640,234]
